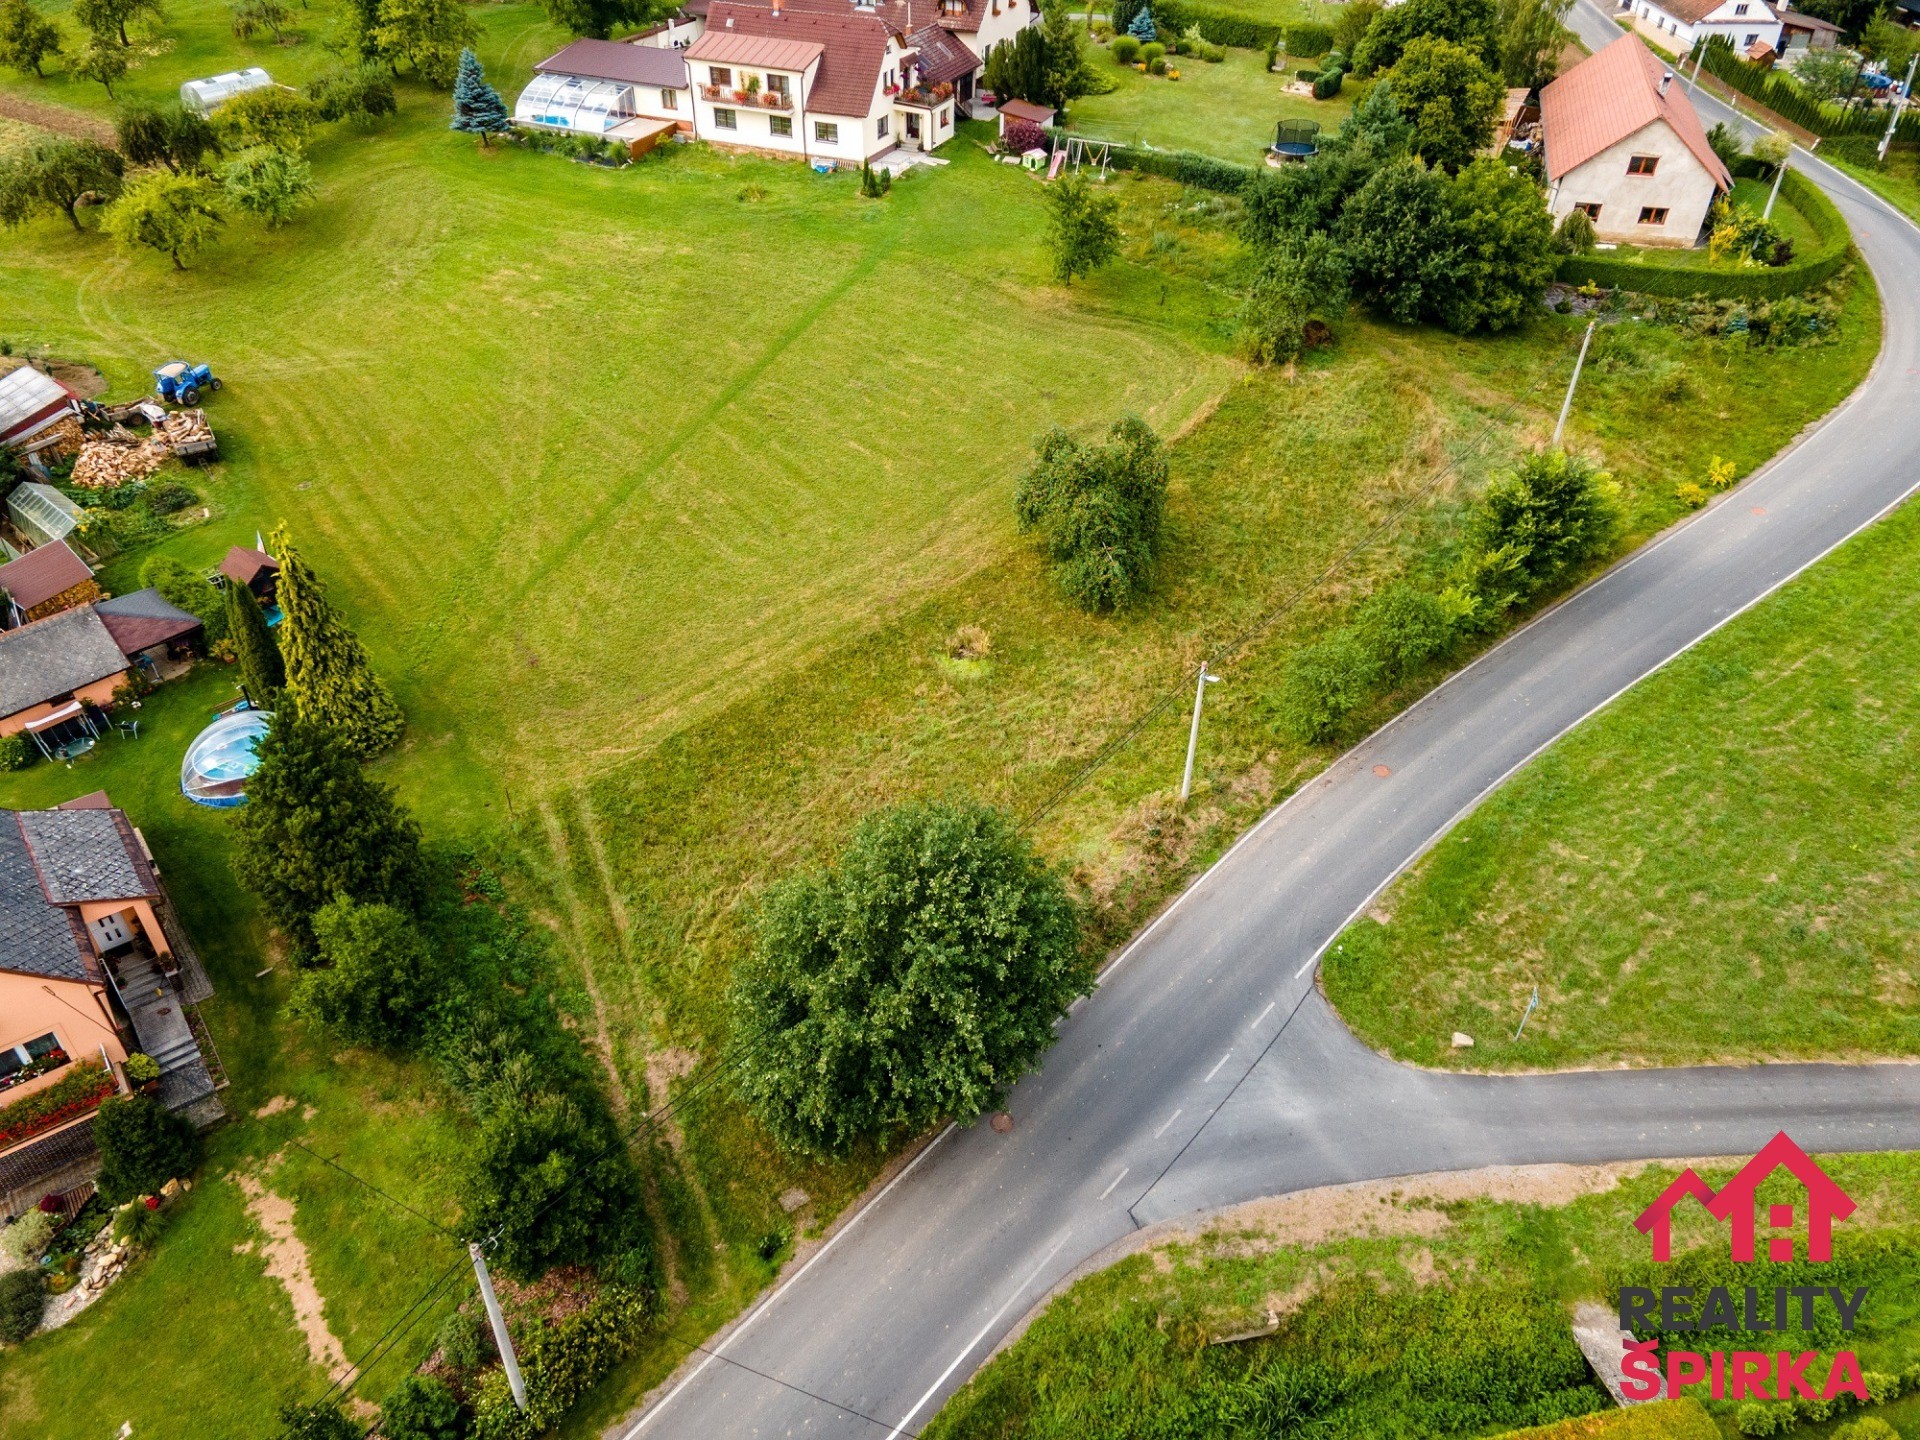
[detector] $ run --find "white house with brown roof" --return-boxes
[1626,0,1785,57]
[1541,35,1733,247]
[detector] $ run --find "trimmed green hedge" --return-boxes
[1149,0,1285,52]
[1556,162,1853,301]
[1697,38,1920,143]
[1045,126,1256,192]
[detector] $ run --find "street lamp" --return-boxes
[1180,664,1222,803]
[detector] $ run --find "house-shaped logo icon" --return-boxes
[1633,1132,1855,1263]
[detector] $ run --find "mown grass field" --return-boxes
[0,2,1890,1431]
[926,1152,1920,1439]
[1068,43,1355,161]
[1323,487,1920,1073]
[1831,148,1920,230]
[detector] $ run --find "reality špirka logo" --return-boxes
[1619,1132,1869,1404]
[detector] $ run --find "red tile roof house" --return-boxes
[1624,0,1785,57]
[1541,34,1732,248]
[518,0,1036,167]
[0,798,223,1218]
[0,539,102,626]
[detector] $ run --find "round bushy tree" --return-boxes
[1014,412,1169,611]
[1389,34,1503,172]
[379,1374,466,1440]
[94,1093,201,1204]
[292,898,437,1048]
[729,800,1086,1159]
[1469,449,1620,603]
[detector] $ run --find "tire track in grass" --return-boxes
[413,227,907,685]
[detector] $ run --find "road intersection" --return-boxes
[623,22,1920,1435]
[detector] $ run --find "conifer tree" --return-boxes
[1126,4,1155,42]
[226,577,284,703]
[270,524,405,757]
[449,47,509,145]
[233,710,425,952]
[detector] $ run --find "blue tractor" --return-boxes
[154,360,222,407]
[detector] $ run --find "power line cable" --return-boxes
[286,1138,464,1242]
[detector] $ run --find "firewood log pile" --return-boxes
[70,430,170,487]
[156,408,214,454]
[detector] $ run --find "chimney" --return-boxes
[1659,69,1673,95]
[772,0,782,15]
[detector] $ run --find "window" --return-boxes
[1626,154,1658,175]
[767,73,789,96]
[661,88,678,109]
[714,106,737,129]
[1639,205,1670,224]
[1734,2,1749,12]
[1575,202,1601,220]
[770,114,793,136]
[709,66,732,87]
[0,1033,66,1088]
[1743,30,1758,45]
[816,120,839,142]
[938,107,949,128]
[877,114,889,137]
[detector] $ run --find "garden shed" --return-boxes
[0,366,78,451]
[180,68,273,114]
[6,484,83,550]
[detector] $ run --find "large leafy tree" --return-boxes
[1042,169,1120,283]
[220,145,315,226]
[1336,154,1461,325]
[370,0,478,87]
[1437,156,1554,334]
[0,136,123,230]
[729,801,1086,1159]
[69,29,126,92]
[452,1041,643,1278]
[0,0,60,77]
[233,710,425,951]
[94,1093,201,1203]
[213,85,315,151]
[306,63,398,122]
[117,102,220,172]
[1239,80,1409,250]
[103,169,225,267]
[1015,412,1169,610]
[1390,35,1503,172]
[1352,0,1497,75]
[449,46,510,144]
[1240,231,1351,364]
[541,0,658,40]
[1495,0,1572,87]
[292,898,437,1047]
[271,523,406,756]
[226,571,284,701]
[71,0,159,46]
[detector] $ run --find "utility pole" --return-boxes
[1179,664,1220,803]
[1880,53,1919,164]
[1551,321,1597,449]
[1686,37,1709,94]
[1763,152,1788,219]
[1513,985,1540,1041]
[470,1242,527,1412]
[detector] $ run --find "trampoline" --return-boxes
[181,709,272,808]
[1268,119,1321,165]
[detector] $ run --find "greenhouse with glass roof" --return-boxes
[7,482,83,549]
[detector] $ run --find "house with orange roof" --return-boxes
[1540,34,1733,247]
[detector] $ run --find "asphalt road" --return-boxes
[621,28,1920,1438]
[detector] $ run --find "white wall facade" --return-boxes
[1629,0,1785,53]
[1548,119,1723,246]
[690,55,818,155]
[962,0,1037,60]
[633,15,707,48]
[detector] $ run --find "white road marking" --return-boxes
[1294,955,1316,979]
[887,1235,1071,1437]
[620,1124,956,1435]
[1204,1053,1230,1083]
[1098,1167,1129,1200]
[1154,1108,1182,1139]
[1253,1001,1276,1027]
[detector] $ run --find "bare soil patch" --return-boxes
[235,1170,352,1383]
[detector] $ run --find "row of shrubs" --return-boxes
[1556,161,1852,302]
[510,127,632,166]
[1042,126,1254,193]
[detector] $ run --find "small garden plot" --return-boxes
[1068,44,1354,163]
[1594,177,1820,273]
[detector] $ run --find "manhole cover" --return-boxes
[990,1112,1014,1133]
[1372,764,1392,778]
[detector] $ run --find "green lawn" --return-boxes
[1829,148,1920,230]
[927,1152,1920,1439]
[0,3,1890,1432]
[1322,486,1920,1073]
[1197,0,1346,25]
[1068,43,1355,162]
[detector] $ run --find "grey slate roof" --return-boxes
[94,587,203,656]
[0,607,127,720]
[17,809,157,904]
[0,816,89,981]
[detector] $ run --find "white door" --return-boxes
[89,911,135,951]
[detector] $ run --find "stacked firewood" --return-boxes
[30,414,86,460]
[70,429,170,487]
[156,408,214,453]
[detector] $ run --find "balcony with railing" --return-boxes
[894,81,955,110]
[0,1057,118,1158]
[699,84,794,110]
